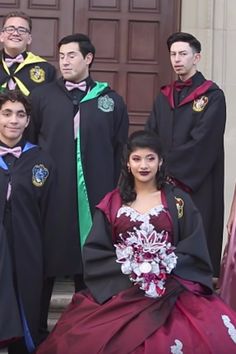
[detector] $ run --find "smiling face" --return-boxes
[59,42,93,82]
[169,41,200,81]
[0,100,29,146]
[127,147,161,187]
[0,16,32,57]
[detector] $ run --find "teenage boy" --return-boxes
[0,89,54,354]
[26,33,129,333]
[146,32,226,277]
[0,11,56,95]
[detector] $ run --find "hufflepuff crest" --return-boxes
[32,164,49,187]
[30,66,45,83]
[175,197,184,218]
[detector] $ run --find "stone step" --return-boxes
[48,279,74,330]
[48,291,73,331]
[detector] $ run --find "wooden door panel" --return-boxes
[0,0,75,69]
[0,0,180,131]
[75,0,180,131]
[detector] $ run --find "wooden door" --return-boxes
[0,0,180,130]
[74,0,181,131]
[0,0,75,70]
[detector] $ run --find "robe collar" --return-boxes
[161,72,213,109]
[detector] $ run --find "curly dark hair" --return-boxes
[119,130,166,204]
[0,89,31,116]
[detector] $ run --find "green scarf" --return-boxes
[76,81,108,246]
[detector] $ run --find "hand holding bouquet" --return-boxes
[115,224,177,298]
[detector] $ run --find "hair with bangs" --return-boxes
[0,90,31,116]
[2,11,32,32]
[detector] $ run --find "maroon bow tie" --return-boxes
[174,79,192,91]
[65,81,87,92]
[0,146,22,158]
[5,54,24,68]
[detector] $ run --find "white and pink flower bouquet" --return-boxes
[115,224,177,298]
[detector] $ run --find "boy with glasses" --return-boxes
[0,11,56,96]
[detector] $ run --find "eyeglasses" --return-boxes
[2,26,30,35]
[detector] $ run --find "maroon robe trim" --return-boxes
[96,188,121,240]
[161,80,213,109]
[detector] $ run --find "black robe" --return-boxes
[0,143,54,347]
[0,50,56,95]
[83,185,213,304]
[26,78,129,277]
[146,71,226,276]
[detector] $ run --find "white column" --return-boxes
[181,0,236,248]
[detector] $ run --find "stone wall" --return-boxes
[181,0,236,248]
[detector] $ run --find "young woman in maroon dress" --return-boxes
[37,131,236,354]
[219,183,236,310]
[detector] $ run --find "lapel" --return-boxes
[164,184,179,246]
[161,80,213,109]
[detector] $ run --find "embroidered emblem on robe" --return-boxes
[32,164,49,187]
[30,66,45,83]
[192,95,208,112]
[175,197,184,218]
[170,339,184,354]
[98,94,114,112]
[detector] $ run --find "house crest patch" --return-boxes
[193,96,208,112]
[98,95,114,112]
[30,66,45,83]
[32,164,49,187]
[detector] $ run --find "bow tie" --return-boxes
[0,146,22,158]
[65,81,87,92]
[174,78,192,91]
[5,54,24,68]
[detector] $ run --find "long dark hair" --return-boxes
[119,130,166,203]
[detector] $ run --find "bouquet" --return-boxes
[115,224,177,298]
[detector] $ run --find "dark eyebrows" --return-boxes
[1,108,27,114]
[170,50,188,54]
[59,50,78,55]
[131,153,156,158]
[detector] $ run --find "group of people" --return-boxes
[0,9,235,354]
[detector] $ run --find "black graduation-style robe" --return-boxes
[26,77,129,277]
[83,185,213,304]
[146,71,226,276]
[0,51,56,96]
[0,143,54,346]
